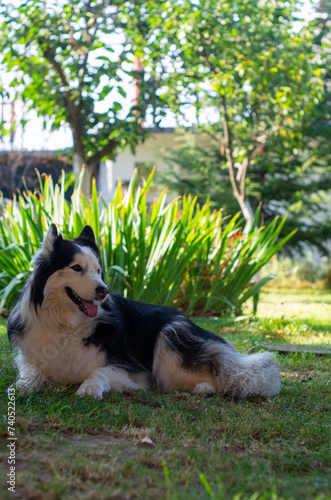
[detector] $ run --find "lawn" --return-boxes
[0,288,330,500]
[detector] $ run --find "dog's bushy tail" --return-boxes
[215,348,281,398]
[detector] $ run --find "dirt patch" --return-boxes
[1,433,142,500]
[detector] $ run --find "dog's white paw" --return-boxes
[192,383,216,395]
[15,378,42,394]
[76,382,103,399]
[110,381,142,393]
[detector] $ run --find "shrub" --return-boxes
[0,170,295,316]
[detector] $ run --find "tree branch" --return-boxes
[43,47,71,95]
[43,46,85,153]
[78,17,101,102]
[90,138,118,165]
[219,93,240,200]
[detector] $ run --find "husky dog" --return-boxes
[8,224,281,399]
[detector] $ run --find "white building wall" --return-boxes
[98,130,186,204]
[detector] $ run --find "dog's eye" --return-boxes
[71,265,83,272]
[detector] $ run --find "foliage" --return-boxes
[161,132,235,212]
[0,170,294,316]
[128,0,326,224]
[0,0,146,195]
[161,130,331,255]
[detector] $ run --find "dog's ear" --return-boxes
[77,225,96,243]
[42,224,62,256]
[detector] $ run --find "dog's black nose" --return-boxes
[96,286,109,300]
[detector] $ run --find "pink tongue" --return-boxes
[84,301,98,318]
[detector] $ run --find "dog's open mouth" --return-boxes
[65,287,98,318]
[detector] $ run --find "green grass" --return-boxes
[1,289,330,500]
[253,288,331,336]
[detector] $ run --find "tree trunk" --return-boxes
[73,151,84,178]
[219,95,255,229]
[82,163,95,198]
[73,152,97,198]
[234,192,255,230]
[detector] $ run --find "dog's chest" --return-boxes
[21,323,105,385]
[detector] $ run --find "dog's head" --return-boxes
[30,224,108,318]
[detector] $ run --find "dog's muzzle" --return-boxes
[65,285,108,318]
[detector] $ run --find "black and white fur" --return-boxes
[8,224,281,399]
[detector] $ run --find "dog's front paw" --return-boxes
[110,380,142,393]
[15,378,42,394]
[76,381,103,399]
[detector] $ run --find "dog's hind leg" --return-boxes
[76,366,147,399]
[152,334,216,392]
[154,324,281,398]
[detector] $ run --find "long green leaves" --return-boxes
[0,169,295,316]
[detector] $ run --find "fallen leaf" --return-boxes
[141,436,154,446]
